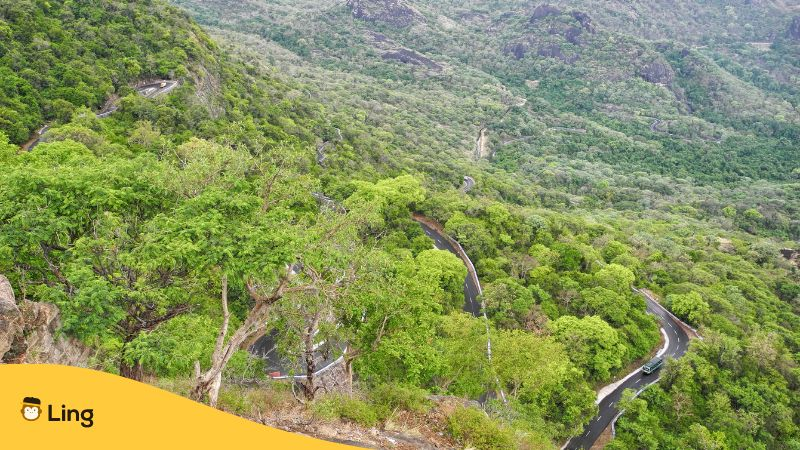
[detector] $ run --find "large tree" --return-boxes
[549,315,626,380]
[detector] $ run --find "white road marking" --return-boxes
[656,327,669,358]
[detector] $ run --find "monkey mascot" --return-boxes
[22,397,42,421]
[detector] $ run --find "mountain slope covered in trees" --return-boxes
[1,0,799,449]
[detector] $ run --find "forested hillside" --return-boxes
[0,0,217,143]
[1,0,798,449]
[174,0,800,241]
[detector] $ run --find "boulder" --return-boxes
[564,26,583,45]
[382,48,443,70]
[538,43,564,59]
[639,60,675,85]
[505,42,528,60]
[537,44,579,63]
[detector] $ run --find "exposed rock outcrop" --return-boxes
[781,248,799,266]
[505,42,527,60]
[788,16,800,40]
[0,275,90,365]
[505,41,579,63]
[530,4,561,22]
[516,7,594,58]
[382,48,442,70]
[538,43,579,63]
[571,11,596,33]
[347,0,423,28]
[639,59,675,85]
[0,276,23,360]
[564,26,583,45]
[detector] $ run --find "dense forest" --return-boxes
[1,0,799,449]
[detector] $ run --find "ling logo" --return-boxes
[20,396,94,428]
[21,397,41,421]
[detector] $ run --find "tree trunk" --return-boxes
[345,355,354,395]
[119,339,144,381]
[191,275,287,407]
[119,359,144,381]
[300,313,320,401]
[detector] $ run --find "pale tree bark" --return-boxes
[191,269,334,407]
[191,274,290,406]
[343,348,359,395]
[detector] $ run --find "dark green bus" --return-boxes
[642,357,664,375]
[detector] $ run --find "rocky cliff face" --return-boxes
[0,275,90,365]
[347,0,423,28]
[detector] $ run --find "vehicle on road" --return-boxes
[160,81,167,88]
[642,356,664,375]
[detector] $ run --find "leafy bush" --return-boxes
[217,385,252,415]
[369,383,432,416]
[223,351,267,381]
[448,407,517,450]
[312,395,381,428]
[216,383,294,417]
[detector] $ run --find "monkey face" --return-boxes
[22,405,40,421]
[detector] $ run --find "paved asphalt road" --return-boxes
[249,330,342,378]
[565,290,690,449]
[136,80,180,99]
[417,220,482,316]
[459,176,476,193]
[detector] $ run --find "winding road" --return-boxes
[416,219,482,315]
[565,289,691,449]
[248,216,485,380]
[243,215,692,449]
[459,176,476,194]
[22,80,179,150]
[250,215,691,449]
[415,219,693,449]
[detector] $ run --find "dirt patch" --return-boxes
[780,248,799,267]
[717,237,735,253]
[591,422,614,449]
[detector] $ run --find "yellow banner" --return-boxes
[0,364,354,449]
